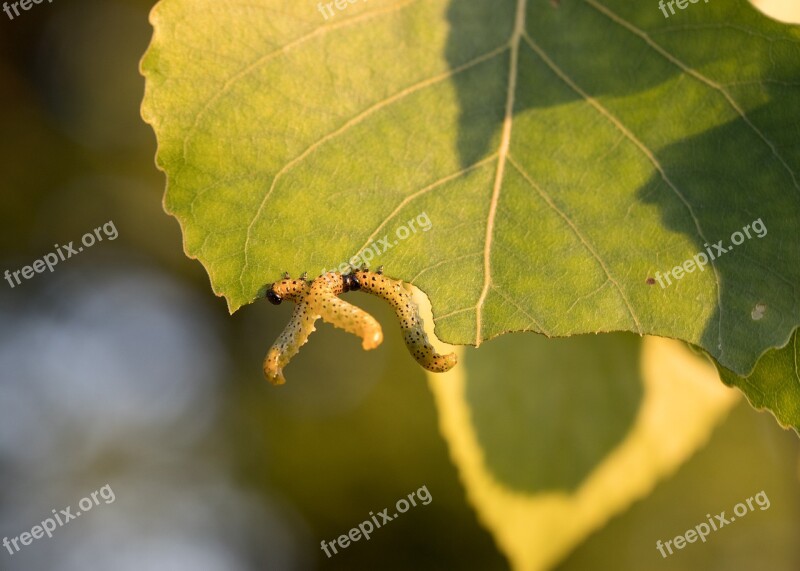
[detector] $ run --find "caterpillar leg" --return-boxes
[309,273,383,350]
[263,277,317,385]
[352,270,457,372]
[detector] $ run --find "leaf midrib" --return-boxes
[185,0,798,361]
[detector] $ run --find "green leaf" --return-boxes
[422,321,738,570]
[140,1,800,380]
[717,330,800,434]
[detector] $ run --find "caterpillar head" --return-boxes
[266,288,283,305]
[266,277,310,305]
[342,272,361,292]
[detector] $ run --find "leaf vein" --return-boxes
[410,251,484,283]
[181,0,420,163]
[238,43,509,292]
[585,0,800,198]
[491,284,552,336]
[475,0,528,345]
[354,156,498,258]
[509,156,643,334]
[522,32,726,346]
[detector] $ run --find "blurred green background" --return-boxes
[0,1,798,569]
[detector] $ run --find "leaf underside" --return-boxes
[717,330,800,434]
[141,0,800,422]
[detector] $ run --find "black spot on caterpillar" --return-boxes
[351,269,457,373]
[310,272,383,350]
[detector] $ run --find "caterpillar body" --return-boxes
[263,278,317,385]
[263,273,383,384]
[310,272,383,350]
[351,269,457,373]
[262,269,457,384]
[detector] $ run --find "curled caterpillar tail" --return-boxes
[309,272,383,350]
[264,300,319,384]
[403,329,458,372]
[352,270,457,373]
[263,277,317,385]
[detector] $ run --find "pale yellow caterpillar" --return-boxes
[263,276,317,385]
[263,272,383,384]
[351,268,457,373]
[309,272,383,350]
[262,269,456,384]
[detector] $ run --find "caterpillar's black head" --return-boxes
[266,287,283,305]
[342,272,361,293]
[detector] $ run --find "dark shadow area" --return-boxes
[635,95,800,374]
[445,0,799,373]
[465,332,643,492]
[445,0,689,168]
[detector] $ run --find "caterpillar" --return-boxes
[309,272,383,350]
[262,268,456,384]
[350,268,457,373]
[262,276,317,385]
[263,272,384,384]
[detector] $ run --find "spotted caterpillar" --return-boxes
[349,269,457,373]
[263,272,384,384]
[262,269,457,384]
[262,277,317,385]
[309,272,383,350]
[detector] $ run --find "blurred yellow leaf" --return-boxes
[418,291,739,570]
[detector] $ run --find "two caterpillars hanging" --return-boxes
[263,267,457,384]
